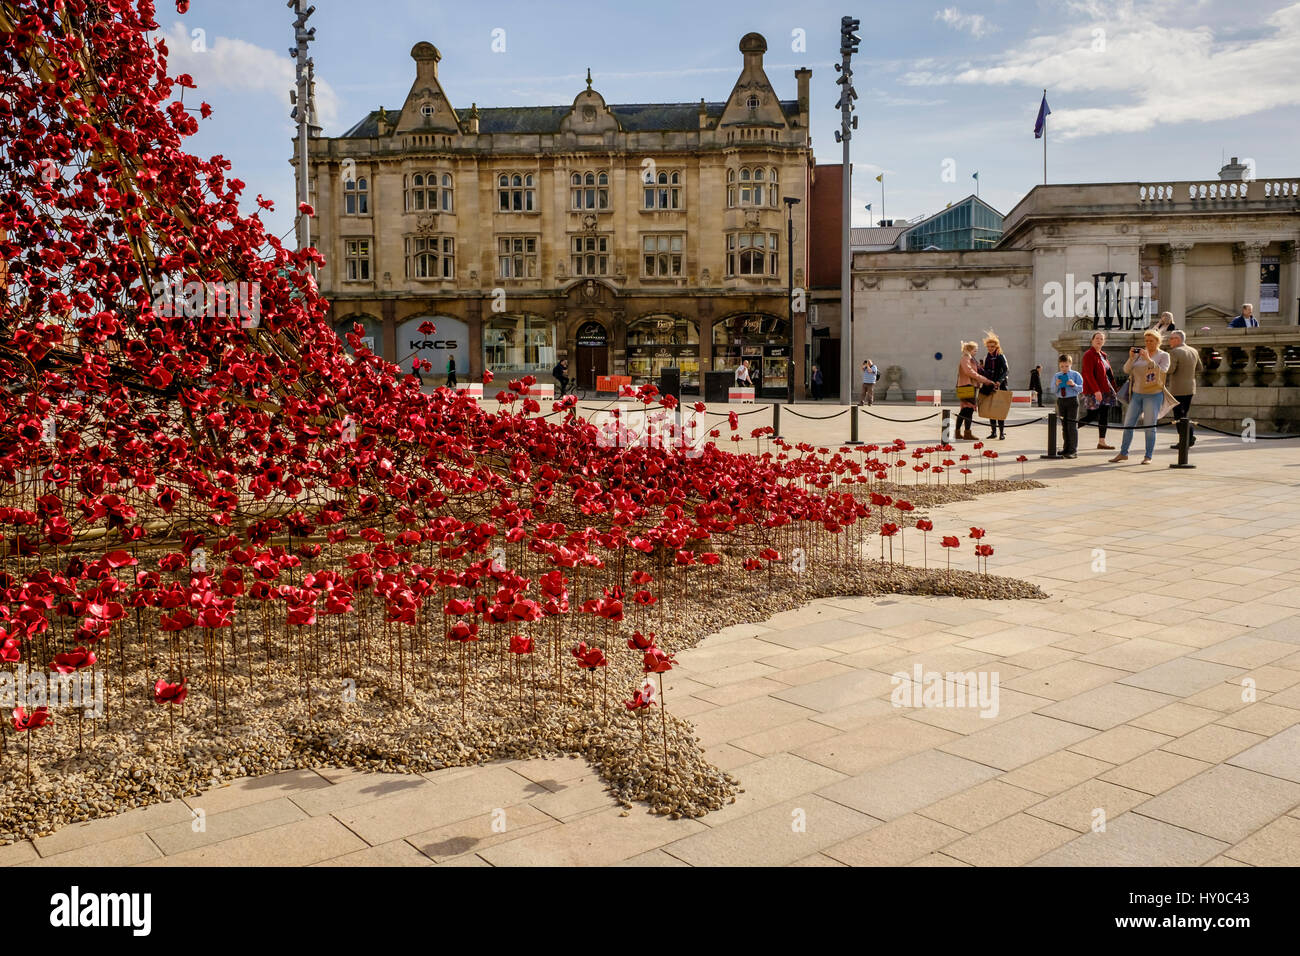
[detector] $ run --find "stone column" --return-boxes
[1237,240,1266,316]
[1282,241,1299,326]
[1166,242,1191,326]
[381,299,397,365]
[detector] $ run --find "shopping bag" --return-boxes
[977,388,1012,421]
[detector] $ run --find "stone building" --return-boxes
[852,165,1300,425]
[302,33,824,398]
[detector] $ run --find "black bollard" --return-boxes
[773,402,781,439]
[848,405,862,445]
[940,408,952,446]
[1040,412,1061,460]
[1169,417,1196,469]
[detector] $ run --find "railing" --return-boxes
[1136,181,1300,202]
[1051,328,1300,389]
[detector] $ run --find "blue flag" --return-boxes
[1034,92,1051,139]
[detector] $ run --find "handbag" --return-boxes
[977,388,1012,421]
[956,384,976,401]
[1116,379,1132,404]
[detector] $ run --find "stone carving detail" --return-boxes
[909,276,929,290]
[1008,274,1030,288]
[958,276,978,289]
[415,214,438,234]
[744,209,761,229]
[1167,241,1193,263]
[860,275,881,290]
[881,365,904,401]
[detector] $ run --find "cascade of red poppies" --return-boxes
[0,1,999,783]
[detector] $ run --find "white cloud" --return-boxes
[905,1,1300,139]
[159,22,340,129]
[934,7,997,38]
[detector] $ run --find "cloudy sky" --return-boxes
[163,0,1300,238]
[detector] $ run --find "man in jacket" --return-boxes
[1228,303,1259,328]
[1029,365,1044,407]
[1166,330,1203,448]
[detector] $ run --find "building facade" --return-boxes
[303,34,822,398]
[852,169,1300,414]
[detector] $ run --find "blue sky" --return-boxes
[163,0,1300,239]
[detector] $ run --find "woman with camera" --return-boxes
[1110,329,1170,465]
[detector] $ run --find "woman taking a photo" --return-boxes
[1110,328,1170,465]
[980,331,1010,440]
[955,341,995,441]
[1080,330,1116,450]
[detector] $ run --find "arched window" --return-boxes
[644,169,682,210]
[572,170,608,210]
[343,173,368,215]
[498,172,536,212]
[727,232,779,277]
[406,171,453,212]
[769,167,780,206]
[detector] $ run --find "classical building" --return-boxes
[302,34,825,398]
[852,164,1300,425]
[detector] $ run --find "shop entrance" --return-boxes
[574,321,609,391]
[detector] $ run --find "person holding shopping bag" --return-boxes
[1110,329,1170,465]
[955,341,995,441]
[979,331,1010,440]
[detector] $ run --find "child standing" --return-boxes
[1051,353,1084,459]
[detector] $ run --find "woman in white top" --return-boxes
[1110,328,1170,464]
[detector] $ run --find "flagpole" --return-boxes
[1042,88,1047,184]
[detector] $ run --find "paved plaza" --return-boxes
[5,403,1299,867]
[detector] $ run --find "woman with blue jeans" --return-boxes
[1110,329,1170,464]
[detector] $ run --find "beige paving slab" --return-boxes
[1162,724,1267,763]
[730,718,841,757]
[1099,750,1214,796]
[143,816,368,866]
[1079,638,1191,672]
[25,832,162,867]
[823,812,965,866]
[770,667,897,713]
[790,852,848,866]
[312,839,434,867]
[943,813,1078,866]
[181,769,330,816]
[794,715,958,776]
[613,848,691,867]
[1003,660,1130,702]
[1222,814,1300,866]
[1226,723,1300,783]
[1192,635,1299,669]
[1117,658,1245,698]
[1031,813,1229,866]
[1216,702,1300,737]
[1025,779,1149,833]
[687,695,818,747]
[900,686,1050,734]
[479,807,706,866]
[1130,702,1224,737]
[939,713,1097,771]
[0,841,38,866]
[149,796,308,856]
[1134,765,1300,843]
[406,803,557,862]
[32,799,193,858]
[1038,683,1176,731]
[816,750,1000,821]
[288,771,434,817]
[663,795,876,867]
[704,753,846,827]
[998,750,1115,797]
[528,778,619,822]
[1067,725,1173,765]
[916,779,1044,833]
[330,764,543,845]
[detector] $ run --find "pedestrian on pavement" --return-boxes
[735,359,752,387]
[980,331,1010,440]
[1081,330,1117,451]
[1166,329,1203,449]
[447,354,458,389]
[860,359,878,406]
[1110,328,1170,465]
[955,341,995,441]
[1029,365,1044,407]
[1050,353,1084,458]
[811,364,823,400]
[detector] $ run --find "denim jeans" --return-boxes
[1120,391,1163,458]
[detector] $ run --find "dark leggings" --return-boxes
[957,406,975,431]
[1081,405,1108,440]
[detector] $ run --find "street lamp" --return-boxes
[784,195,801,404]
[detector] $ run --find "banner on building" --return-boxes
[1260,257,1280,313]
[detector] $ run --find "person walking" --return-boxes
[446,354,458,389]
[980,331,1009,440]
[810,364,823,400]
[955,341,995,441]
[860,359,878,406]
[1080,330,1117,450]
[1029,365,1044,407]
[1166,329,1203,448]
[552,358,570,396]
[734,359,752,387]
[1110,328,1170,465]
[1050,353,1084,459]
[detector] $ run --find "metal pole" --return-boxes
[1170,417,1195,469]
[786,198,797,404]
[289,1,315,253]
[849,404,860,444]
[1040,412,1060,459]
[940,408,951,445]
[837,16,860,406]
[773,402,781,438]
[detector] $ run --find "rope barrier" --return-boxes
[861,410,942,423]
[704,406,772,418]
[783,407,851,421]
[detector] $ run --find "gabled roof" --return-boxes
[850,226,907,248]
[340,100,800,138]
[904,194,1005,233]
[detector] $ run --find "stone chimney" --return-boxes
[698,98,709,129]
[739,32,767,69]
[411,42,441,81]
[1218,156,1250,181]
[795,68,812,112]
